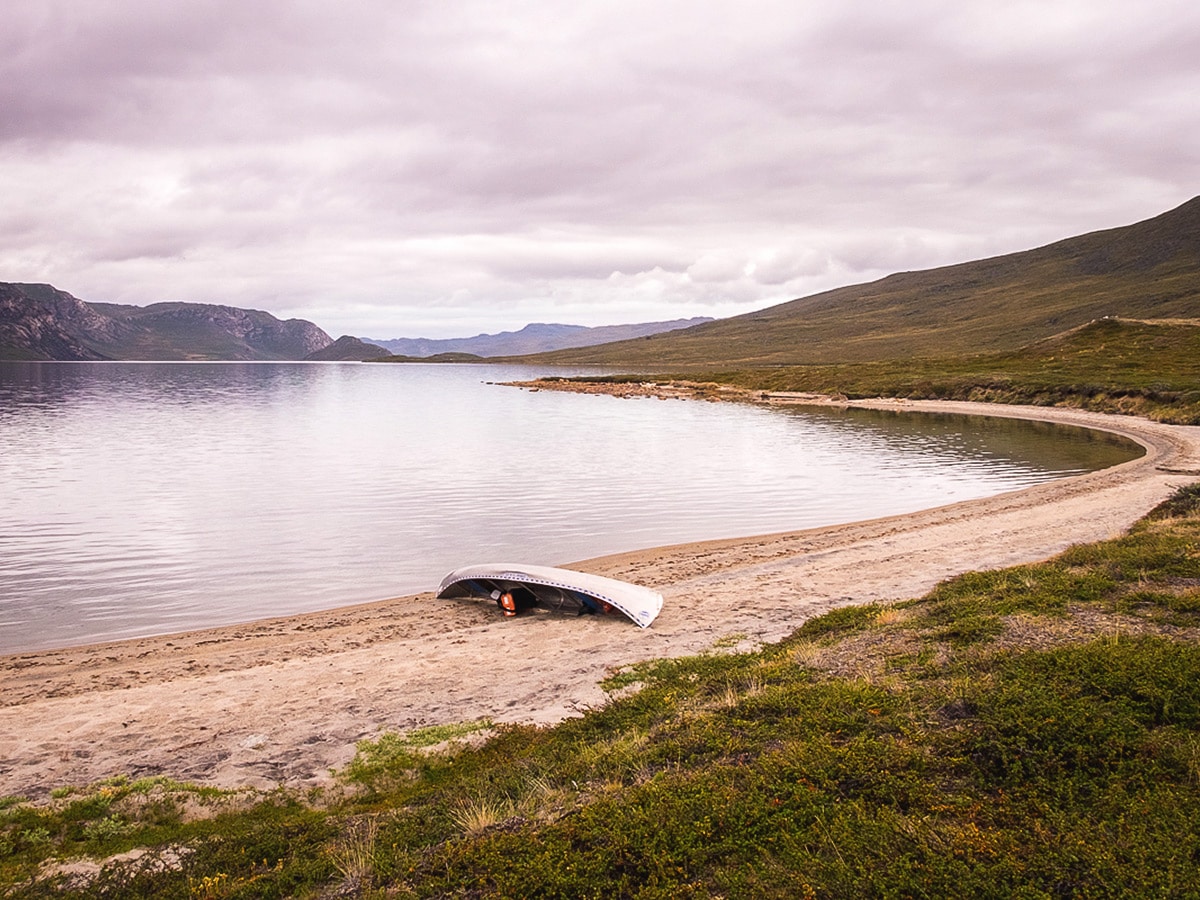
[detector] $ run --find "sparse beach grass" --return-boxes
[4,485,1199,897]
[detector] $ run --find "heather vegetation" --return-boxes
[713,318,1200,425]
[563,317,1200,425]
[5,485,1200,898]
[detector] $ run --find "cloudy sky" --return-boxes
[2,1,1197,339]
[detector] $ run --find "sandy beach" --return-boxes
[3,397,1199,800]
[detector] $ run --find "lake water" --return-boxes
[0,361,1142,653]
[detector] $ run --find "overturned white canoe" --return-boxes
[436,563,664,628]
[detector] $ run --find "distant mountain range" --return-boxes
[0,283,711,362]
[366,318,714,358]
[6,195,1198,365]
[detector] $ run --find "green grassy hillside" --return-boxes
[701,317,1200,424]
[545,317,1200,424]
[517,196,1200,368]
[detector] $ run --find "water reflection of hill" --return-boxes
[788,405,1143,476]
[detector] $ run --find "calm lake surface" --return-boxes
[0,361,1142,652]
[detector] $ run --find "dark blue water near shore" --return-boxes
[0,361,1141,652]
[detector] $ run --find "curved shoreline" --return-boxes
[2,399,1199,798]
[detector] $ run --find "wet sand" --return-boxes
[2,398,1199,799]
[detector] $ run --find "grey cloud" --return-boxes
[1,1,1197,337]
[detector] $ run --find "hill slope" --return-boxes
[688,316,1200,424]
[0,283,124,360]
[303,335,389,361]
[85,299,332,360]
[519,196,1200,368]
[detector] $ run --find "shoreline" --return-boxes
[3,398,1199,799]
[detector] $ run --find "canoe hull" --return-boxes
[437,563,663,628]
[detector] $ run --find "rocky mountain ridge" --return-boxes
[0,282,132,361]
[0,283,337,361]
[1,282,713,362]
